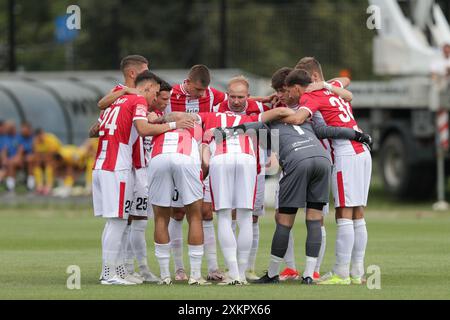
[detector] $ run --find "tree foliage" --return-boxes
[0,0,378,79]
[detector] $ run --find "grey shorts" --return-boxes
[278,156,331,209]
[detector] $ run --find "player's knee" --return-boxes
[171,208,185,221]
[335,207,353,220]
[202,205,213,221]
[271,223,292,258]
[352,206,365,220]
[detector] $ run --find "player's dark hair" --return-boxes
[188,64,211,87]
[120,55,149,72]
[285,69,312,87]
[271,67,293,90]
[35,128,44,135]
[295,57,323,78]
[135,70,162,87]
[159,80,172,92]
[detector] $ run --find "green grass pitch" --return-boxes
[0,200,449,300]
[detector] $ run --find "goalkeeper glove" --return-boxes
[354,131,373,150]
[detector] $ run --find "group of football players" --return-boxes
[90,54,372,286]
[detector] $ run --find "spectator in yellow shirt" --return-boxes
[33,129,62,195]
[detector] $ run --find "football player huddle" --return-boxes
[91,55,372,286]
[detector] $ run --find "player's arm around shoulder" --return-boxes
[328,77,351,88]
[312,118,356,140]
[278,107,312,125]
[134,119,172,137]
[260,107,296,123]
[329,84,353,102]
[161,112,199,123]
[98,88,126,110]
[305,81,353,102]
[134,114,196,137]
[97,86,139,110]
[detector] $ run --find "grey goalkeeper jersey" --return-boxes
[269,121,331,166]
[240,119,356,168]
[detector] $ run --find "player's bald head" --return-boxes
[228,75,249,91]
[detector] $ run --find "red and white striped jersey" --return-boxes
[214,99,270,115]
[150,123,203,160]
[214,99,270,174]
[94,94,148,171]
[299,80,367,157]
[197,112,261,157]
[166,82,227,113]
[108,85,149,170]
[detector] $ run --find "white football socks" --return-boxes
[130,219,149,270]
[351,218,368,278]
[333,219,354,279]
[203,220,219,272]
[168,218,184,272]
[122,224,134,274]
[315,226,326,273]
[303,256,318,279]
[217,209,239,281]
[247,221,259,271]
[231,219,237,238]
[103,218,128,278]
[155,242,171,280]
[284,230,296,270]
[236,209,253,281]
[188,244,204,279]
[268,255,283,278]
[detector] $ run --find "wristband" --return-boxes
[323,81,333,91]
[168,122,177,130]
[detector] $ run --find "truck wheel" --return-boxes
[379,134,434,199]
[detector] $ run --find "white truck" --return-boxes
[349,0,450,198]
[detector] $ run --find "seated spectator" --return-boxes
[33,128,62,195]
[2,121,21,192]
[0,120,6,184]
[52,144,86,197]
[16,122,35,190]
